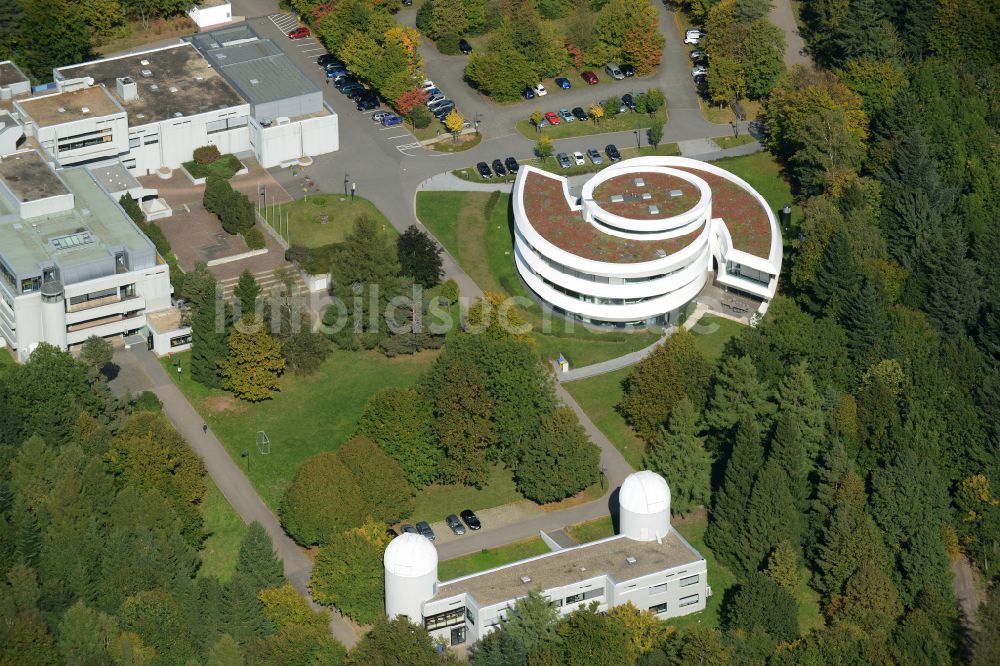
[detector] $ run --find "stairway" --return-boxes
[217,267,308,301]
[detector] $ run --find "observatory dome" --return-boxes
[383,532,438,578]
[620,470,671,515]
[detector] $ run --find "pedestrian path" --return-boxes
[418,172,514,193]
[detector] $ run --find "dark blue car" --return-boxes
[555,77,571,89]
[522,86,535,100]
[325,67,347,78]
[381,114,403,127]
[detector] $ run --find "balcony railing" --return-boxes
[66,293,138,313]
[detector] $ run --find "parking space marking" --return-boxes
[384,134,410,140]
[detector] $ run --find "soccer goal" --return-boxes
[256,430,270,455]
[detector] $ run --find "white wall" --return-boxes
[151,106,251,174]
[188,2,232,29]
[33,113,129,167]
[254,114,339,168]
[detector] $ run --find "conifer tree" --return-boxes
[740,459,803,575]
[830,558,901,632]
[234,269,261,320]
[843,279,890,362]
[769,412,809,511]
[764,540,803,593]
[916,217,980,336]
[644,398,710,515]
[774,362,825,466]
[223,574,270,647]
[187,263,228,388]
[706,415,765,571]
[704,356,774,439]
[235,522,284,593]
[809,227,860,319]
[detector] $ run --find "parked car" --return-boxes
[492,159,507,177]
[476,162,492,179]
[373,111,391,122]
[587,148,603,165]
[460,509,482,530]
[572,106,588,121]
[288,26,310,39]
[555,77,571,89]
[523,86,536,100]
[620,63,635,77]
[432,102,455,117]
[572,151,585,165]
[356,96,380,111]
[340,83,365,96]
[581,70,599,85]
[426,94,446,107]
[446,514,466,535]
[557,152,572,168]
[533,83,548,96]
[425,87,443,98]
[401,524,418,534]
[544,111,561,125]
[416,521,435,541]
[335,77,359,90]
[428,99,452,113]
[317,54,341,67]
[605,63,624,80]
[693,74,707,86]
[692,65,708,79]
[621,93,635,111]
[606,144,621,161]
[420,80,435,90]
[690,49,707,61]
[381,114,403,126]
[347,87,370,100]
[504,156,519,173]
[459,38,473,55]
[684,29,705,45]
[325,67,347,79]
[559,108,574,123]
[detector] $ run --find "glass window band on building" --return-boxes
[680,575,699,587]
[679,594,699,607]
[425,607,465,631]
[649,602,668,614]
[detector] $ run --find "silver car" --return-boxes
[557,152,572,169]
[446,514,466,535]
[587,148,603,165]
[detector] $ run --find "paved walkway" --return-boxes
[109,344,362,648]
[769,0,812,69]
[418,172,514,193]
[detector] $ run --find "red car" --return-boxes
[544,111,561,125]
[581,71,599,85]
[288,26,311,39]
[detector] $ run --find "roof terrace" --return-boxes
[592,171,699,221]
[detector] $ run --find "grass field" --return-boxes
[567,515,616,543]
[263,194,396,249]
[411,464,522,524]
[516,108,667,140]
[712,134,758,149]
[689,315,745,361]
[438,537,550,581]
[415,191,662,366]
[711,152,801,233]
[183,154,244,180]
[198,479,246,582]
[562,367,645,468]
[163,348,436,509]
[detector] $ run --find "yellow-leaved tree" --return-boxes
[219,314,285,401]
[444,109,465,139]
[588,102,605,124]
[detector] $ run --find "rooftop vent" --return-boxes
[610,194,625,203]
[140,69,153,78]
[669,189,683,198]
[520,575,531,584]
[626,556,637,565]
[149,84,159,91]
[169,86,178,93]
[136,113,146,119]
[634,178,645,187]
[641,192,652,200]
[140,59,150,66]
[249,78,259,86]
[57,107,66,113]
[173,112,183,117]
[117,76,138,102]
[81,107,89,113]
[649,205,660,215]
[655,248,667,258]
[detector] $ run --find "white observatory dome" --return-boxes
[619,470,671,541]
[384,533,438,622]
[384,532,438,578]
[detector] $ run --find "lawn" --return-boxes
[712,134,758,149]
[689,315,745,361]
[415,191,662,366]
[198,478,247,583]
[262,194,396,249]
[567,515,615,544]
[182,154,244,180]
[516,109,667,140]
[162,348,437,509]
[711,152,802,234]
[410,464,522,524]
[438,537,550,581]
[430,133,482,152]
[562,367,645,468]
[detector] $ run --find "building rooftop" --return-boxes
[88,161,142,196]
[0,151,69,202]
[592,172,699,221]
[54,43,245,125]
[16,87,122,126]
[522,170,703,263]
[432,530,702,608]
[674,166,772,257]
[0,165,155,281]
[0,61,28,88]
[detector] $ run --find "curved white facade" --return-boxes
[384,533,438,622]
[511,156,783,326]
[620,470,672,542]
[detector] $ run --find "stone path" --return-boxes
[109,344,362,648]
[769,0,812,69]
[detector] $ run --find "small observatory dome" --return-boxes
[619,470,672,542]
[383,533,438,621]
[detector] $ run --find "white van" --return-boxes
[605,63,624,80]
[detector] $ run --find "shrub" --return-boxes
[439,279,459,304]
[337,436,414,523]
[279,452,365,546]
[245,225,266,250]
[133,391,163,413]
[437,32,461,55]
[408,105,432,129]
[193,145,221,165]
[119,193,144,224]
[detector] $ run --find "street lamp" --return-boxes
[730,121,739,138]
[474,113,481,136]
[600,463,607,490]
[343,173,349,198]
[241,449,251,472]
[633,129,640,151]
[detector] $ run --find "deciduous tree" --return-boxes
[356,387,439,486]
[219,316,285,402]
[337,436,413,524]
[311,518,388,624]
[279,452,365,546]
[396,225,443,288]
[517,407,599,503]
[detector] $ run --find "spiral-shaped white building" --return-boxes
[511,156,783,326]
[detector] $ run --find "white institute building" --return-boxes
[10,26,337,176]
[0,149,190,361]
[384,471,709,647]
[512,156,783,327]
